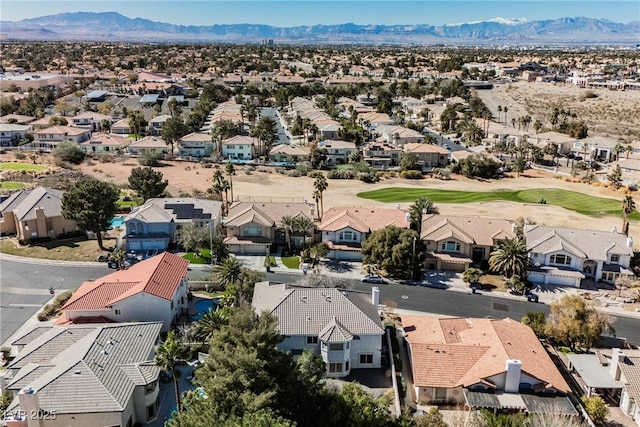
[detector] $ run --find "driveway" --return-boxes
[421,270,466,290]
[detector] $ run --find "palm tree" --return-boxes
[294,215,315,250]
[625,145,634,159]
[225,162,236,203]
[489,237,529,279]
[279,215,297,252]
[613,143,625,161]
[309,242,329,265]
[313,190,321,220]
[154,331,187,413]
[211,256,243,287]
[622,195,636,236]
[313,174,328,220]
[109,249,127,270]
[503,106,508,125]
[190,306,231,345]
[497,105,502,124]
[409,197,438,235]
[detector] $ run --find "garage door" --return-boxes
[547,275,577,287]
[440,261,466,272]
[242,245,269,255]
[331,250,362,261]
[528,272,545,284]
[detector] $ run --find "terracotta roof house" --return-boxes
[70,111,111,132]
[402,316,575,415]
[269,144,310,164]
[374,125,425,145]
[317,140,358,167]
[127,136,170,157]
[224,201,315,255]
[0,186,78,243]
[532,131,577,155]
[572,136,620,162]
[57,252,188,331]
[148,114,171,136]
[567,349,640,425]
[421,215,516,272]
[29,126,91,151]
[110,118,134,136]
[3,322,163,427]
[178,132,214,158]
[404,143,449,170]
[78,134,130,154]
[121,198,223,252]
[319,207,411,260]
[252,281,384,378]
[525,225,634,288]
[362,142,403,169]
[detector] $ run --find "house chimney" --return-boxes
[627,237,634,248]
[511,223,517,234]
[371,286,380,307]
[609,348,625,381]
[504,359,522,393]
[17,387,40,427]
[405,212,411,224]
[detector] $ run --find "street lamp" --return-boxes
[209,221,214,267]
[412,236,417,280]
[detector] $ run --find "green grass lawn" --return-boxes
[183,249,212,264]
[0,182,26,190]
[281,256,300,269]
[357,187,640,220]
[0,163,47,172]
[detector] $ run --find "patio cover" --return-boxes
[567,354,624,389]
[464,390,578,415]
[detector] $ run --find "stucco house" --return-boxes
[402,316,575,415]
[317,140,358,167]
[110,118,134,135]
[178,132,214,158]
[222,135,256,160]
[525,225,634,287]
[122,198,222,252]
[224,201,316,255]
[362,142,403,169]
[319,207,411,261]
[269,144,310,164]
[57,252,189,331]
[403,143,449,170]
[127,137,170,157]
[421,215,516,272]
[3,322,163,427]
[252,281,384,378]
[70,111,112,132]
[78,134,130,154]
[0,124,30,147]
[30,126,91,151]
[0,186,77,242]
[148,114,171,136]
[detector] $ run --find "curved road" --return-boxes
[2,258,638,346]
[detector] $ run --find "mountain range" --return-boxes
[1,12,639,44]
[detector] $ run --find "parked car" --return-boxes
[360,274,386,284]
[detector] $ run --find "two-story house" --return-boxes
[178,132,214,158]
[148,114,171,137]
[421,215,516,271]
[317,140,358,167]
[221,135,256,160]
[525,225,634,287]
[0,186,78,243]
[57,252,189,331]
[122,198,222,252]
[362,142,403,169]
[404,143,449,170]
[252,281,384,378]
[403,316,575,415]
[70,111,112,132]
[572,136,620,162]
[3,322,163,427]
[224,201,316,255]
[319,207,411,261]
[0,124,30,147]
[30,126,91,151]
[110,118,135,136]
[374,125,425,146]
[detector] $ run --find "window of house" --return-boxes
[345,361,349,371]
[115,309,121,315]
[329,343,343,351]
[611,254,620,264]
[339,231,357,242]
[435,388,447,401]
[550,254,572,265]
[244,226,261,236]
[306,336,318,345]
[441,241,460,252]
[146,403,156,420]
[360,354,373,364]
[329,363,342,373]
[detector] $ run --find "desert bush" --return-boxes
[358,171,380,183]
[53,141,85,165]
[400,170,423,179]
[138,150,162,166]
[37,290,74,321]
[327,169,356,180]
[287,170,302,177]
[386,171,397,178]
[14,152,26,160]
[295,162,312,175]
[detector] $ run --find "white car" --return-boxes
[360,274,385,284]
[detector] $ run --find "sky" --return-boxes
[1,1,639,26]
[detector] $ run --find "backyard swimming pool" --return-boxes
[110,216,125,228]
[190,298,220,322]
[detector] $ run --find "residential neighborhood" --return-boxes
[1,15,640,427]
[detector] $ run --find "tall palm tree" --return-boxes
[489,237,529,279]
[225,162,236,203]
[154,331,187,413]
[409,197,438,235]
[503,106,508,125]
[313,174,328,220]
[294,215,315,250]
[625,145,634,159]
[211,256,243,287]
[313,190,321,220]
[279,215,297,252]
[497,105,502,124]
[622,195,636,236]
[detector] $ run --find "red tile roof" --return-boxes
[403,316,570,393]
[61,252,188,311]
[319,207,410,233]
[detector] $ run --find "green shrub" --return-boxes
[53,141,85,165]
[138,149,162,167]
[358,171,380,183]
[327,169,356,180]
[400,170,423,179]
[14,152,26,160]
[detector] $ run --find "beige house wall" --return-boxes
[14,211,77,242]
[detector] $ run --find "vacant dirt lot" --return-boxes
[476,81,640,142]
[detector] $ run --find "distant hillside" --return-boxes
[2,12,639,44]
